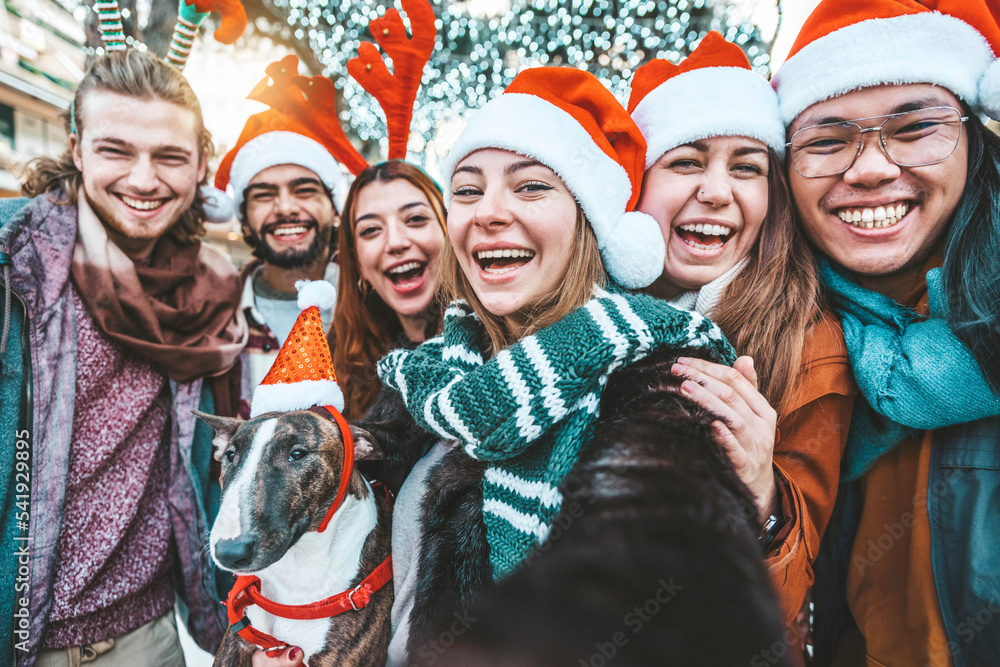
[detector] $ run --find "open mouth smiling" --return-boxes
[675,223,734,251]
[474,248,536,275]
[835,200,911,230]
[385,260,428,287]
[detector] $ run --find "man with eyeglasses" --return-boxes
[772,1,1000,665]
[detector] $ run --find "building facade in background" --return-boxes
[0,0,84,196]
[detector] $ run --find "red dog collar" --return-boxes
[309,405,354,533]
[222,403,389,656]
[226,556,393,656]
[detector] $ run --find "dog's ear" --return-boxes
[193,410,244,462]
[350,425,383,461]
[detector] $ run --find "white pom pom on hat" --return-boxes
[295,279,337,311]
[200,185,235,223]
[601,211,667,289]
[979,58,1000,121]
[442,67,665,289]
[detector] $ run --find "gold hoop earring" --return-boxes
[357,276,371,296]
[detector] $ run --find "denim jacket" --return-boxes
[813,418,1000,667]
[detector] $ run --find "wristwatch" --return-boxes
[759,513,789,554]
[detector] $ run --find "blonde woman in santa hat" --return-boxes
[369,66,757,664]
[628,31,855,639]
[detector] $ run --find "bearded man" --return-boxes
[214,112,343,408]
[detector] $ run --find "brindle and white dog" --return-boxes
[195,408,393,667]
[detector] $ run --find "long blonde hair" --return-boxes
[437,206,606,354]
[330,160,448,419]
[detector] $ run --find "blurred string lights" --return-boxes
[254,0,775,163]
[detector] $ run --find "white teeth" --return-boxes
[388,261,422,274]
[677,223,732,237]
[484,265,519,275]
[476,248,536,260]
[120,195,166,211]
[838,202,909,230]
[272,226,308,237]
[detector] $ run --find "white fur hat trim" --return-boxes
[251,379,344,418]
[443,93,665,288]
[772,12,995,125]
[632,66,785,167]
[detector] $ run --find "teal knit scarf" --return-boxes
[820,259,1000,481]
[377,285,736,579]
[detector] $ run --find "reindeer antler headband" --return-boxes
[165,0,247,69]
[347,0,437,161]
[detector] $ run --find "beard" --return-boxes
[250,219,333,270]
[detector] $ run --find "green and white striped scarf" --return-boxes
[377,285,737,579]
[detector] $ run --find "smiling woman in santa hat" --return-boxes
[628,30,855,641]
[369,65,747,664]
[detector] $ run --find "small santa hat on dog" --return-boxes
[628,31,785,168]
[772,0,1000,125]
[250,280,343,418]
[442,67,665,289]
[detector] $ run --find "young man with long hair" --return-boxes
[1,49,247,665]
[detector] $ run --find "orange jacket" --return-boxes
[765,312,856,630]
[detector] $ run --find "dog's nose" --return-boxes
[215,536,257,570]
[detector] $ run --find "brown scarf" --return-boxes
[71,191,248,384]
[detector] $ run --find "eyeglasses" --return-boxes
[787,106,968,178]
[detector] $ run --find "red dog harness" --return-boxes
[224,405,393,656]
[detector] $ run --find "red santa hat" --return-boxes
[628,31,785,168]
[441,67,665,289]
[212,56,369,222]
[772,0,1000,125]
[250,280,343,417]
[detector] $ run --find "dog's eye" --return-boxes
[289,448,307,462]
[225,450,235,463]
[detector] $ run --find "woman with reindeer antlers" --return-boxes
[217,0,448,424]
[329,0,449,421]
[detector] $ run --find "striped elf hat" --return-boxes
[772,0,1000,125]
[250,280,343,417]
[628,31,785,167]
[442,67,665,289]
[164,0,247,70]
